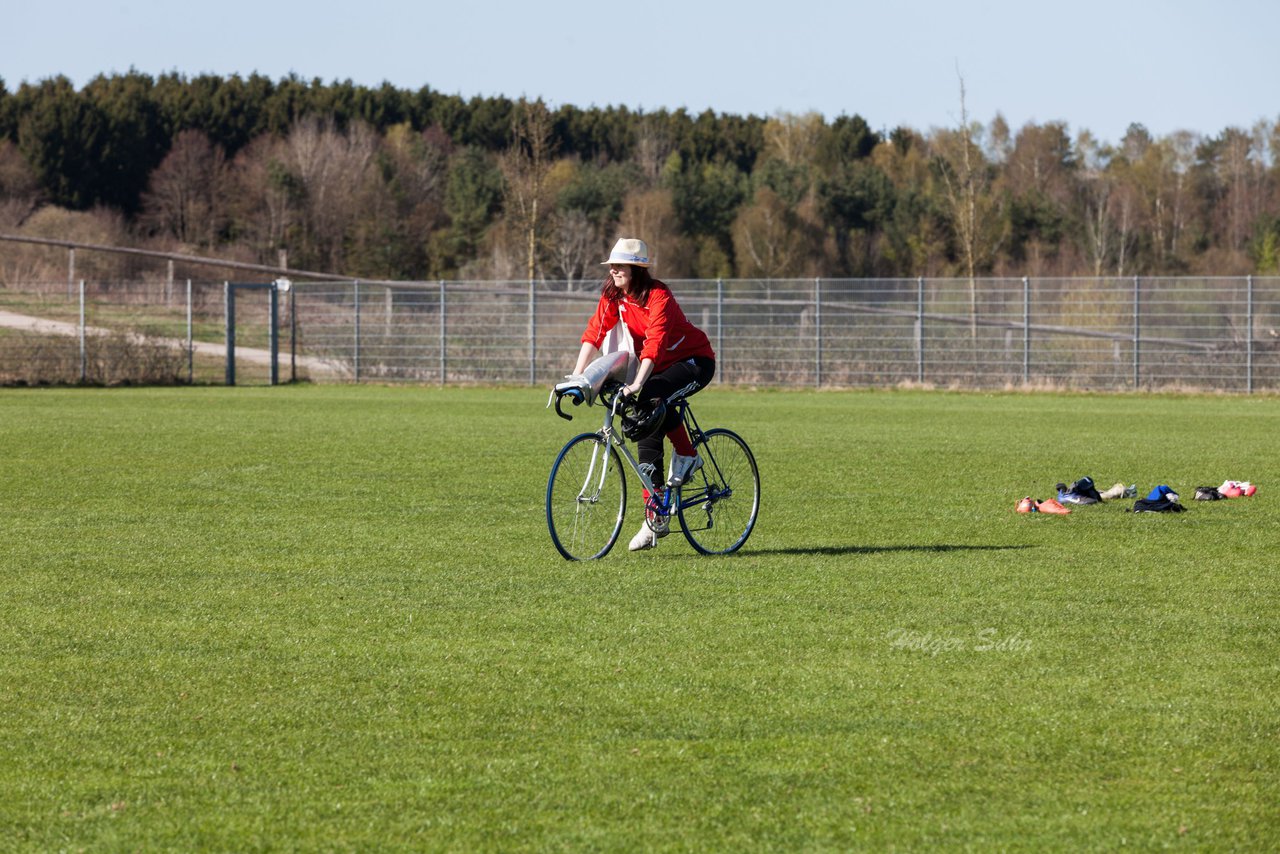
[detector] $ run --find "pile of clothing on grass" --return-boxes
[1016,476,1257,515]
[1194,480,1258,500]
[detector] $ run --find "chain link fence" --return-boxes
[3,277,1279,392]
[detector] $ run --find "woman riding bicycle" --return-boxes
[571,237,716,551]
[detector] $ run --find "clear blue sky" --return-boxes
[4,0,1277,146]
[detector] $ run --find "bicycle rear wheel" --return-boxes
[677,428,759,555]
[546,433,628,560]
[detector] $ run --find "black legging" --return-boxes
[636,356,715,484]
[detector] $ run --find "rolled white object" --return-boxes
[576,350,635,404]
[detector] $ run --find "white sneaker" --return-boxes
[628,516,669,551]
[1099,482,1127,501]
[667,453,703,487]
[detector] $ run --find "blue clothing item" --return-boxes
[1145,484,1176,502]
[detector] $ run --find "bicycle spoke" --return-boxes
[547,434,627,560]
[677,428,759,555]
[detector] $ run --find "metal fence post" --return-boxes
[225,281,235,386]
[1246,275,1254,394]
[78,279,86,383]
[68,248,76,300]
[916,276,925,384]
[716,278,724,384]
[288,285,297,385]
[186,279,193,384]
[439,280,447,386]
[529,278,537,385]
[814,277,823,388]
[269,283,280,386]
[384,286,393,337]
[1132,275,1141,389]
[1022,276,1031,385]
[354,280,361,383]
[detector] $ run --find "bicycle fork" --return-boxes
[576,439,610,504]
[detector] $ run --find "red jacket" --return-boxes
[582,282,715,372]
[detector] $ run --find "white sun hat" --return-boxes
[601,237,652,268]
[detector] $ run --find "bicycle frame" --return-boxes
[572,383,727,524]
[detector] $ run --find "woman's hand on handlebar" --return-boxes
[626,357,655,398]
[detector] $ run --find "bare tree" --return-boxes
[934,72,1004,338]
[1165,130,1197,260]
[1218,127,1260,252]
[731,187,820,279]
[548,209,599,288]
[617,187,690,276]
[997,120,1076,273]
[1079,165,1137,278]
[227,134,296,265]
[1082,181,1115,278]
[1114,186,1140,277]
[499,98,556,281]
[281,117,380,271]
[139,130,229,246]
[987,113,1013,164]
[763,111,824,170]
[1077,132,1117,278]
[0,140,41,229]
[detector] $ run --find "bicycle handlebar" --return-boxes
[553,387,584,420]
[552,379,626,422]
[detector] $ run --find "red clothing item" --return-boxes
[581,282,716,372]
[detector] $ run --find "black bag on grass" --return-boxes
[1058,476,1103,505]
[1133,485,1186,513]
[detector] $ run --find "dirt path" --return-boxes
[0,309,346,376]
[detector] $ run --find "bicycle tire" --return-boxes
[677,428,759,555]
[546,433,628,561]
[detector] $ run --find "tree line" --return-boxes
[1,71,1277,282]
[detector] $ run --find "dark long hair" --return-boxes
[601,265,655,305]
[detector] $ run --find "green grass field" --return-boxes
[2,385,1278,851]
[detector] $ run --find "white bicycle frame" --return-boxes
[574,390,663,508]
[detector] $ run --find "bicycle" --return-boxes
[547,379,760,560]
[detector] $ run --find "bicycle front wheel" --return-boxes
[546,433,628,561]
[677,428,760,555]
